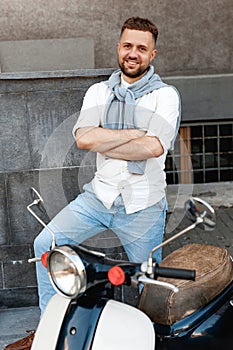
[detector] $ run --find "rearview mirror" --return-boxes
[30,187,45,213]
[185,197,216,231]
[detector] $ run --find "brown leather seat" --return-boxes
[138,244,233,325]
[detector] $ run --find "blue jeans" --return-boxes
[34,183,167,315]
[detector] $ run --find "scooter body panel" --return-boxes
[92,300,155,350]
[154,281,233,350]
[56,299,155,350]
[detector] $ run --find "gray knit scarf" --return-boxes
[103,65,179,174]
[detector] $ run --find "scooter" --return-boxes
[27,188,233,350]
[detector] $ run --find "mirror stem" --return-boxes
[147,216,203,275]
[27,202,56,249]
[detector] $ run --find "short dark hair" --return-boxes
[120,17,158,45]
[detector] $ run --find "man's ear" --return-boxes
[150,49,157,62]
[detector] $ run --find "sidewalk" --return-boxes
[1,185,233,349]
[0,307,40,349]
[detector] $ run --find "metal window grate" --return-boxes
[165,121,233,184]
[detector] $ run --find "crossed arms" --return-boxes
[75,126,164,161]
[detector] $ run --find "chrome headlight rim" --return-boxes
[47,245,87,299]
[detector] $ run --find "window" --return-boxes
[165,121,233,184]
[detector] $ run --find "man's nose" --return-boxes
[128,47,137,58]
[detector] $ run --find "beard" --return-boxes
[118,59,150,79]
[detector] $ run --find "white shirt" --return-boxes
[73,76,180,214]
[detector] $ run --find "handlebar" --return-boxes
[154,265,196,281]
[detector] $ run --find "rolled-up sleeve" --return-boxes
[72,84,102,137]
[146,86,181,151]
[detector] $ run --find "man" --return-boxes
[4,16,180,349]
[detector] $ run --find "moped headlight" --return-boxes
[47,245,86,298]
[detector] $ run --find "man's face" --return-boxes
[118,28,157,83]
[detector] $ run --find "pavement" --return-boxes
[0,307,40,349]
[1,182,233,349]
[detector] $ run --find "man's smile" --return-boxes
[126,60,138,67]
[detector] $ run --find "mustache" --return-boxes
[125,57,139,62]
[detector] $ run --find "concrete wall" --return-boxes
[0,69,113,308]
[0,0,232,75]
